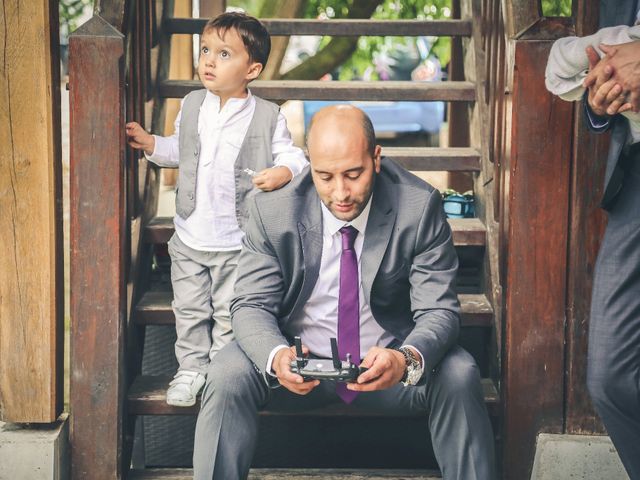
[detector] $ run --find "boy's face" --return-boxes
[197,28,262,101]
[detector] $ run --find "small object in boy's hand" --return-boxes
[243,168,257,176]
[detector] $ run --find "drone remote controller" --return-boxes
[289,336,367,382]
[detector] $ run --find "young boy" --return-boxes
[545,20,640,142]
[126,12,308,407]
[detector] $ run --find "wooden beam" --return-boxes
[69,15,126,480]
[165,18,474,37]
[502,40,570,480]
[158,79,477,101]
[0,0,64,423]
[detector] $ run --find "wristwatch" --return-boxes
[398,346,423,386]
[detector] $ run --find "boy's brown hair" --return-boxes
[204,12,271,67]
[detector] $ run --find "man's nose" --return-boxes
[334,180,349,201]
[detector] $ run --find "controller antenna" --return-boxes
[294,336,305,371]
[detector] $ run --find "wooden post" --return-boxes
[69,15,127,480]
[564,0,608,436]
[0,0,64,423]
[200,0,226,17]
[502,38,572,479]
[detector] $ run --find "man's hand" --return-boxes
[252,166,293,192]
[583,46,631,116]
[346,346,408,392]
[125,122,155,155]
[584,42,640,113]
[272,345,319,395]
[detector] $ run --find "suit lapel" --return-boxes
[288,190,323,321]
[361,176,396,304]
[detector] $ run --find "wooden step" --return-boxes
[158,80,476,102]
[144,217,486,247]
[127,376,499,416]
[130,467,441,479]
[165,17,472,37]
[135,292,492,328]
[386,147,481,172]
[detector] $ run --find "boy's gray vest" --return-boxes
[175,89,279,230]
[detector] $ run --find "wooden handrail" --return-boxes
[165,18,474,36]
[158,79,477,101]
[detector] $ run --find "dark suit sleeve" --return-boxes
[583,91,612,133]
[403,188,461,376]
[230,197,289,384]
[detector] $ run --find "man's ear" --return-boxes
[373,145,382,173]
[246,62,263,81]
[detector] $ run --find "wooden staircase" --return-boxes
[69,0,503,478]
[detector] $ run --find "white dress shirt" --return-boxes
[147,90,308,252]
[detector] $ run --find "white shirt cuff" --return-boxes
[266,344,290,377]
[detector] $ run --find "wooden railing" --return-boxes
[70,0,507,478]
[68,0,155,478]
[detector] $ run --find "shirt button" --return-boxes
[188,193,194,200]
[194,150,198,156]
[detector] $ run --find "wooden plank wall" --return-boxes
[0,0,64,423]
[69,15,127,480]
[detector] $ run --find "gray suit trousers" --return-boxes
[588,151,640,480]
[193,342,496,480]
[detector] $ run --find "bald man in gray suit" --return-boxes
[192,105,495,480]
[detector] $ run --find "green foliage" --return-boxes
[59,0,92,37]
[541,0,572,17]
[305,0,453,80]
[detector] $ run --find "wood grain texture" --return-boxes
[0,0,64,423]
[69,15,126,480]
[130,468,442,480]
[165,18,473,37]
[158,80,477,101]
[127,375,499,416]
[143,216,487,246]
[502,41,570,480]
[564,105,608,435]
[134,291,492,327]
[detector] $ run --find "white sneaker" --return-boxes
[166,370,206,407]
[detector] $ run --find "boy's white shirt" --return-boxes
[146,89,308,251]
[545,16,640,142]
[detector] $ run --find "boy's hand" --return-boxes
[125,122,155,155]
[252,166,293,192]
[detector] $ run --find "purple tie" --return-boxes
[336,225,360,404]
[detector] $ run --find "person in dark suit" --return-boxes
[191,105,495,480]
[582,1,640,478]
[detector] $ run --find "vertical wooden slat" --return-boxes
[502,40,570,480]
[447,0,472,192]
[200,0,226,18]
[564,104,609,435]
[0,0,64,423]
[69,15,126,480]
[564,0,607,436]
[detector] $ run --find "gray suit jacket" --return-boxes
[586,0,638,209]
[230,157,460,385]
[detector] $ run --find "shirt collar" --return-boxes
[320,194,373,238]
[203,88,253,114]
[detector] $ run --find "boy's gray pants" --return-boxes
[167,233,240,375]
